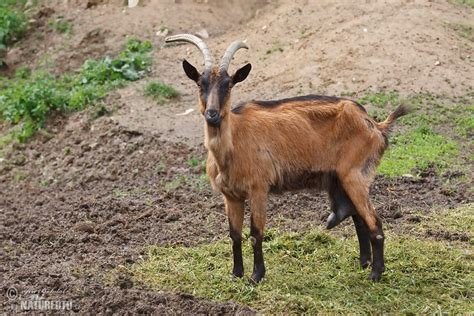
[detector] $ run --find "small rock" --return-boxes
[156,28,169,37]
[74,221,95,234]
[434,60,441,66]
[196,28,209,39]
[128,0,139,8]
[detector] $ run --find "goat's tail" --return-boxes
[376,104,411,137]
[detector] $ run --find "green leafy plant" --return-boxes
[144,80,179,103]
[49,18,72,34]
[0,3,27,64]
[0,38,153,141]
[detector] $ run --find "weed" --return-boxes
[0,38,153,142]
[0,3,27,64]
[155,162,167,173]
[131,229,473,314]
[113,189,129,198]
[144,81,179,104]
[49,18,72,34]
[187,156,200,167]
[164,175,189,191]
[358,91,400,108]
[266,46,284,54]
[91,104,110,120]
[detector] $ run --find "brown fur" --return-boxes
[185,61,409,282]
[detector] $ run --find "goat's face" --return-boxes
[182,60,251,127]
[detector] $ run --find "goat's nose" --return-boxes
[205,109,218,118]
[205,109,221,127]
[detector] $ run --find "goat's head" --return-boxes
[165,34,251,127]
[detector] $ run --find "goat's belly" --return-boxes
[269,170,333,194]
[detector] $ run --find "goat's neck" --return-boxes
[204,115,233,171]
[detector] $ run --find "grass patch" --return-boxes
[49,18,72,34]
[410,204,473,238]
[378,125,459,177]
[144,80,179,104]
[356,92,471,177]
[130,229,472,314]
[449,22,473,41]
[0,38,152,141]
[449,0,474,8]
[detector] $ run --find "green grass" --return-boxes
[130,229,472,314]
[449,22,473,41]
[144,80,179,103]
[449,0,474,8]
[0,38,152,141]
[378,125,459,177]
[0,1,27,63]
[410,204,473,239]
[49,18,72,34]
[356,92,472,177]
[358,91,400,108]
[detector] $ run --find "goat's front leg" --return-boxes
[224,196,245,278]
[249,190,267,283]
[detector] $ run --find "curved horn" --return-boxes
[165,34,212,71]
[219,41,248,73]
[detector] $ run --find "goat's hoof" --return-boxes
[232,270,244,278]
[360,258,371,269]
[326,212,340,229]
[368,270,383,281]
[250,272,265,284]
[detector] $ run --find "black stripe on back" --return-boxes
[232,94,367,114]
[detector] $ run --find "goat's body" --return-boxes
[166,33,410,282]
[206,96,386,200]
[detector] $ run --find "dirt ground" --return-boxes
[1,0,473,313]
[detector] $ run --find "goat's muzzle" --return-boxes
[205,109,221,127]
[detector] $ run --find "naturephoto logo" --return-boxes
[5,286,75,312]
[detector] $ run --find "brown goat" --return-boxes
[165,34,409,283]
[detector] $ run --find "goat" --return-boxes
[165,34,409,283]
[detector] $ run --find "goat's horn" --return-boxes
[219,41,248,73]
[165,34,213,72]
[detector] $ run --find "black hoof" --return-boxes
[368,270,383,281]
[360,258,371,269]
[250,271,265,284]
[232,269,244,278]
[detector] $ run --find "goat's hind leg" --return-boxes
[225,196,245,278]
[339,171,385,281]
[325,181,371,269]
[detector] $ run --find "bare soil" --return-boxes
[1,0,473,313]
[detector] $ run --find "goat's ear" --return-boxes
[232,63,251,85]
[182,59,200,83]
